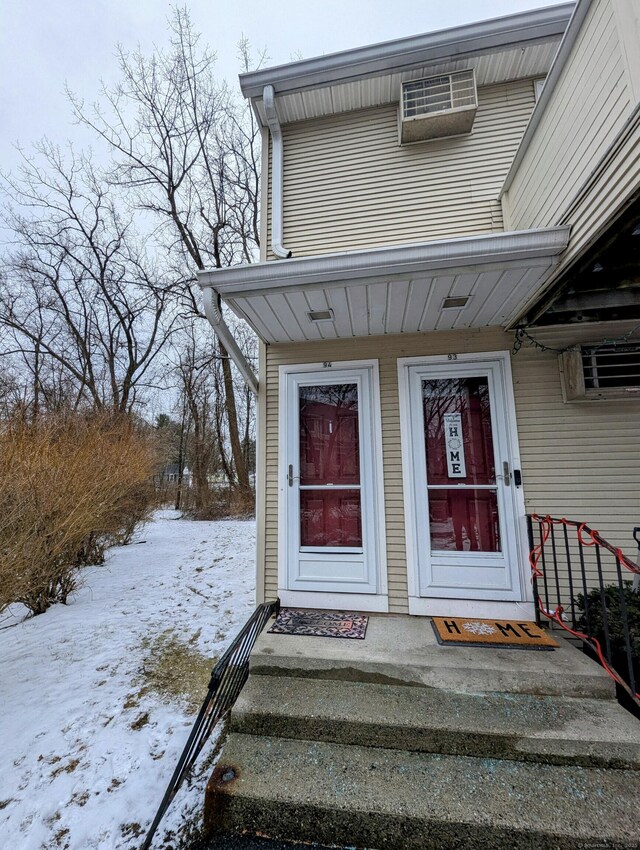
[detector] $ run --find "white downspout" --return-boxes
[201,286,259,397]
[262,85,292,259]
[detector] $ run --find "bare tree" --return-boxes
[174,326,220,515]
[0,142,175,414]
[69,7,261,489]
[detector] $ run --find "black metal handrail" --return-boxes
[527,514,639,706]
[142,598,280,850]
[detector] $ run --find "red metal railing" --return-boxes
[527,515,640,707]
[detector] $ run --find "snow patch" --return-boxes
[0,510,256,849]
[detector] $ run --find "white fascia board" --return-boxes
[239,4,574,99]
[197,228,571,298]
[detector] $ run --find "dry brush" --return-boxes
[0,412,159,615]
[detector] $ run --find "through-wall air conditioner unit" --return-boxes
[559,342,640,401]
[400,69,477,144]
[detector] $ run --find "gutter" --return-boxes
[263,85,292,260]
[200,286,259,396]
[501,0,594,197]
[198,227,571,296]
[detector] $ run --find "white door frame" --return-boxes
[398,350,534,619]
[278,359,388,612]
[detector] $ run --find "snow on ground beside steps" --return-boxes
[0,510,256,849]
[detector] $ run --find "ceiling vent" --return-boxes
[400,70,477,144]
[442,296,470,309]
[559,342,640,401]
[307,309,334,322]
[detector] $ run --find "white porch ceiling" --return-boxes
[224,265,554,342]
[199,229,571,344]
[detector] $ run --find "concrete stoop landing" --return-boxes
[205,615,640,849]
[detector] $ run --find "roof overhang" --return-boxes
[240,4,573,125]
[198,229,570,343]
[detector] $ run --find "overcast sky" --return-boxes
[1,0,567,172]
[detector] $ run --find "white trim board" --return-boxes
[409,597,536,619]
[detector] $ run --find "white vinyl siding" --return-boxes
[503,0,640,274]
[259,323,640,611]
[266,79,536,259]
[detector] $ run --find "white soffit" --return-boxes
[240,4,573,124]
[198,229,570,344]
[255,41,561,125]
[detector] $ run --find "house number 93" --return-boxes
[447,354,458,360]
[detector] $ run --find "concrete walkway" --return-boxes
[205,614,640,849]
[249,612,615,697]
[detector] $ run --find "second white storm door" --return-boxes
[282,364,382,595]
[401,355,524,601]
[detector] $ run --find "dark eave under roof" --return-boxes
[528,193,640,326]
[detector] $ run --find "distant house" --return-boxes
[198,0,640,619]
[160,464,192,487]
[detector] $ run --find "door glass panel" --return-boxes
[299,384,359,485]
[428,489,500,551]
[422,377,495,485]
[300,489,362,547]
[299,383,362,548]
[422,377,501,552]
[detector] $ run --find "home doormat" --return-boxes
[431,617,559,650]
[268,608,369,639]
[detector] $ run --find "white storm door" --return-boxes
[282,365,380,594]
[405,357,522,600]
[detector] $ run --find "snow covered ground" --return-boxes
[0,510,256,850]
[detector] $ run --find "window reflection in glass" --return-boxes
[422,377,501,552]
[300,489,362,548]
[299,383,362,548]
[428,488,500,552]
[299,384,359,485]
[422,377,495,485]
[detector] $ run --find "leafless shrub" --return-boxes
[0,411,159,615]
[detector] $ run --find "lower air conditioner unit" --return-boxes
[559,342,640,401]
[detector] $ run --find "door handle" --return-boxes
[502,461,511,486]
[288,464,294,487]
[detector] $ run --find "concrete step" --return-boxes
[231,675,640,770]
[205,733,640,850]
[250,615,615,699]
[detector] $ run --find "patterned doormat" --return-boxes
[431,617,559,650]
[268,608,369,639]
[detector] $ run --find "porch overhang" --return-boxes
[198,228,570,344]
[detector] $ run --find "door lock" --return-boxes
[499,462,522,487]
